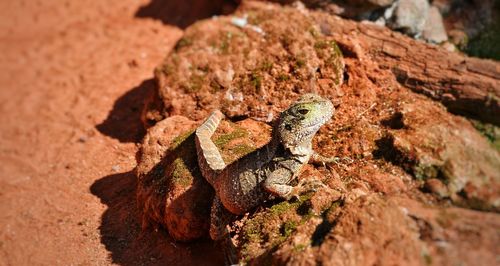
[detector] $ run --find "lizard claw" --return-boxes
[310,153,340,166]
[290,178,327,198]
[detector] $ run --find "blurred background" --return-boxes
[0,0,497,265]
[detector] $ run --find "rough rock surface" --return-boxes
[144,3,500,127]
[438,0,496,39]
[137,1,500,264]
[268,195,500,265]
[377,101,500,210]
[143,1,344,124]
[314,12,500,126]
[137,116,271,241]
[136,116,208,241]
[275,0,499,60]
[387,0,429,36]
[422,6,448,43]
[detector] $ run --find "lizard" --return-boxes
[195,93,335,242]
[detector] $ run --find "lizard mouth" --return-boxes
[300,119,327,137]
[303,106,333,129]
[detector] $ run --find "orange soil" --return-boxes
[0,0,226,264]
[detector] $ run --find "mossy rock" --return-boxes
[137,116,271,241]
[379,102,500,211]
[239,194,315,263]
[144,1,344,124]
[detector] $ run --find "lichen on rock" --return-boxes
[136,1,500,264]
[137,115,271,241]
[144,0,344,123]
[376,102,500,211]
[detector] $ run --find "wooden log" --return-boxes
[316,15,500,125]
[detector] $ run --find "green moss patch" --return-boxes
[214,126,247,147]
[171,158,194,188]
[183,73,205,93]
[466,15,500,60]
[170,130,196,151]
[471,120,500,151]
[175,37,193,51]
[240,194,316,263]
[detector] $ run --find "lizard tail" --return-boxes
[195,110,226,185]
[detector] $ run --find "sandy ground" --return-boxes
[0,0,226,265]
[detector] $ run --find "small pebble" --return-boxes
[111,165,121,172]
[424,178,449,198]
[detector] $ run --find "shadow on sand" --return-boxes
[90,170,223,265]
[95,79,154,143]
[93,78,223,265]
[135,0,239,29]
[92,1,242,261]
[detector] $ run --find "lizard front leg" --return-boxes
[309,152,339,165]
[263,168,295,200]
[263,166,326,200]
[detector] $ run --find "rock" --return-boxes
[139,1,500,263]
[431,0,452,14]
[278,0,498,59]
[466,16,500,60]
[136,116,210,241]
[366,0,395,6]
[448,29,469,49]
[345,0,395,7]
[441,41,458,52]
[422,6,448,43]
[136,115,271,241]
[424,178,449,198]
[245,194,500,265]
[388,0,430,36]
[319,14,500,125]
[310,0,397,20]
[347,0,397,13]
[430,0,500,60]
[439,0,495,39]
[143,0,344,124]
[378,102,500,211]
[432,0,453,15]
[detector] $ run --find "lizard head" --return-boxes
[278,93,334,153]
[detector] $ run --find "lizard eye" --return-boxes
[298,109,309,115]
[285,124,292,131]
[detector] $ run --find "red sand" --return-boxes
[0,0,226,264]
